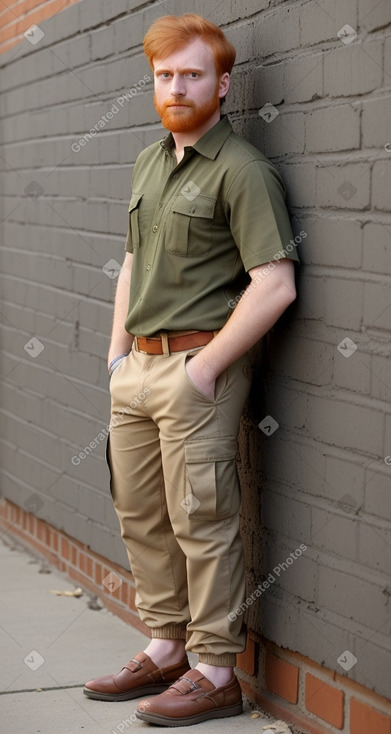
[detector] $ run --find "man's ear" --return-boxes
[218,71,230,101]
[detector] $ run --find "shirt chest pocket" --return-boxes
[164,195,217,257]
[128,192,143,248]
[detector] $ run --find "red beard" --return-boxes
[154,84,220,133]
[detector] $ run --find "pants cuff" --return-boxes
[150,625,187,640]
[198,653,237,666]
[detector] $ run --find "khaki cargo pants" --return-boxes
[107,341,252,666]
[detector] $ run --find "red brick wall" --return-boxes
[0,0,82,54]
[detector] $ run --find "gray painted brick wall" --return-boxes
[0,0,390,699]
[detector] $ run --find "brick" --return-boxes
[317,163,371,210]
[108,201,129,237]
[350,699,391,734]
[358,0,391,33]
[104,496,120,529]
[358,522,391,573]
[311,508,358,561]
[372,160,391,211]
[78,485,106,525]
[317,565,389,629]
[264,436,328,501]
[364,463,391,520]
[265,652,299,704]
[305,673,344,729]
[269,334,333,385]
[254,5,301,57]
[120,580,131,606]
[294,215,364,268]
[106,57,145,94]
[86,0,131,28]
[324,40,383,97]
[306,395,383,456]
[113,13,143,54]
[317,459,362,518]
[362,96,391,148]
[265,543,317,602]
[119,130,146,165]
[253,62,284,108]
[237,637,257,677]
[94,562,103,585]
[140,0,191,36]
[284,52,324,104]
[61,537,70,560]
[323,277,364,329]
[262,491,312,547]
[225,22,255,66]
[299,0,358,47]
[212,0,270,25]
[363,282,391,330]
[385,36,391,86]
[263,112,305,157]
[306,104,360,153]
[90,24,115,61]
[333,343,371,394]
[370,354,391,402]
[362,223,391,274]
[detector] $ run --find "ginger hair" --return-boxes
[143,13,236,77]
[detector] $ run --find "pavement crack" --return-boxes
[0,683,84,695]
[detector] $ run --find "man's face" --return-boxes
[153,37,228,133]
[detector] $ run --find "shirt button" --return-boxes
[152,225,158,232]
[191,208,196,214]
[146,264,151,271]
[159,203,163,208]
[173,174,179,179]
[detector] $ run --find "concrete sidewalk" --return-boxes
[0,536,282,734]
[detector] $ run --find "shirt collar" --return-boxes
[159,115,233,160]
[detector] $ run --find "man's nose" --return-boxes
[170,73,186,97]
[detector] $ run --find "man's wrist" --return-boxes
[190,348,218,382]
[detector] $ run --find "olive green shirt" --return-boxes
[124,115,300,336]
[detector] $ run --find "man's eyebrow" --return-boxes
[154,67,204,74]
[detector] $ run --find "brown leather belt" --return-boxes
[133,330,219,355]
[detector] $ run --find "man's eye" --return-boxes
[188,72,199,78]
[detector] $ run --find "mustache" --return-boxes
[164,100,194,107]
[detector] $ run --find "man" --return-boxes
[84,13,300,727]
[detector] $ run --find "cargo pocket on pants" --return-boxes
[183,436,240,521]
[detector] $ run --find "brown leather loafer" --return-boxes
[135,668,243,726]
[83,651,190,702]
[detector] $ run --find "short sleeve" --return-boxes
[124,191,144,254]
[125,222,132,253]
[226,159,300,271]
